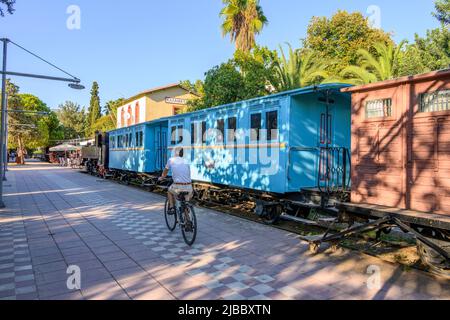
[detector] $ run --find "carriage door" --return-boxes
[409,89,450,214]
[318,100,335,192]
[155,126,168,171]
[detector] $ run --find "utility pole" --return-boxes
[0,38,8,208]
[0,38,84,208]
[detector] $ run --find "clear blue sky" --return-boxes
[0,0,441,110]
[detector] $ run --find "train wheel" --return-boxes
[261,205,282,225]
[416,238,450,279]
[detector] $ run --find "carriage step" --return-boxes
[298,234,326,242]
[318,217,337,223]
[280,213,319,226]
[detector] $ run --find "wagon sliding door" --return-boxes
[409,88,450,215]
[353,96,404,207]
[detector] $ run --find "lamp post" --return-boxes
[0,38,84,208]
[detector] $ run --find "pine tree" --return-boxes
[87,81,101,136]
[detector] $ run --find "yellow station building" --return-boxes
[117,83,197,129]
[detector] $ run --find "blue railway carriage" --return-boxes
[108,118,169,174]
[167,84,352,197]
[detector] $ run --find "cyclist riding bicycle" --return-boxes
[158,147,193,213]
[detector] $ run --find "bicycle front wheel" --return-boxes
[164,198,177,231]
[181,204,197,246]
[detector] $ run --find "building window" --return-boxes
[217,119,224,143]
[173,106,183,115]
[420,89,450,113]
[201,121,207,144]
[266,111,278,141]
[227,117,237,143]
[251,113,262,141]
[365,98,392,118]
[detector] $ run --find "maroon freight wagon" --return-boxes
[344,69,450,215]
[305,70,450,277]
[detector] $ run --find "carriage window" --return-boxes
[129,133,133,147]
[171,126,177,145]
[217,119,224,143]
[251,113,262,141]
[191,122,199,144]
[266,111,278,140]
[117,135,123,148]
[420,89,450,113]
[177,125,184,144]
[365,98,392,118]
[227,117,237,143]
[201,121,207,144]
[139,131,143,147]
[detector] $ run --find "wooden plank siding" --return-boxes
[343,69,450,216]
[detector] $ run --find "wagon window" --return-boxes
[227,117,237,143]
[217,119,225,143]
[139,131,143,147]
[119,135,123,148]
[201,121,207,144]
[365,98,392,118]
[251,113,262,141]
[171,126,177,145]
[266,111,278,140]
[177,125,184,144]
[420,89,450,113]
[191,122,200,144]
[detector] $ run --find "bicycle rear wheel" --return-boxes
[181,204,197,246]
[164,199,177,231]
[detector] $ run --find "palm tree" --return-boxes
[341,41,406,85]
[272,43,335,91]
[220,0,268,53]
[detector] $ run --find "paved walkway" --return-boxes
[0,162,448,300]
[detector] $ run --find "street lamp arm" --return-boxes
[0,71,80,83]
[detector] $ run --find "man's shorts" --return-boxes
[168,184,194,201]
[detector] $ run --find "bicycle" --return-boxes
[164,190,198,246]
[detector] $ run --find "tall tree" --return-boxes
[220,0,268,52]
[341,41,406,85]
[56,101,87,139]
[0,0,15,16]
[86,81,101,136]
[304,11,393,74]
[414,27,450,72]
[198,62,245,110]
[272,43,335,91]
[4,82,60,164]
[433,0,450,25]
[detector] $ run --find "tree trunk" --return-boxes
[17,137,25,165]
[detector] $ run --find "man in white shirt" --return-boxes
[159,147,193,211]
